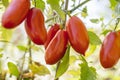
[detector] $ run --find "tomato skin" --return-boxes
[25,8,47,45]
[45,30,68,65]
[44,24,60,49]
[2,0,30,29]
[100,31,120,68]
[66,16,89,55]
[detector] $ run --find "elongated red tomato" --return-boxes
[44,24,60,49]
[100,31,120,68]
[45,30,68,65]
[2,0,30,29]
[25,8,47,45]
[66,16,89,55]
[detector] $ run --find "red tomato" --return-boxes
[66,16,89,55]
[100,31,120,68]
[45,30,68,65]
[44,24,60,49]
[2,0,30,29]
[25,8,47,45]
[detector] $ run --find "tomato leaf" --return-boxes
[47,0,65,20]
[69,55,77,64]
[17,45,27,51]
[85,45,96,57]
[79,55,97,80]
[2,0,9,8]
[90,19,99,23]
[55,45,70,79]
[0,54,3,58]
[101,29,111,35]
[32,0,45,11]
[0,26,13,41]
[109,0,117,10]
[7,62,19,77]
[29,62,50,76]
[88,31,102,45]
[81,6,88,18]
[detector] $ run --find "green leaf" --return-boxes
[101,29,111,35]
[2,0,9,8]
[90,19,99,23]
[109,0,117,10]
[29,62,50,76]
[79,56,97,80]
[55,46,70,79]
[0,60,2,73]
[88,31,102,45]
[32,0,45,11]
[0,54,3,58]
[81,6,88,18]
[0,26,13,41]
[0,48,3,52]
[17,45,27,51]
[69,55,77,64]
[116,0,120,2]
[8,62,19,77]
[47,0,65,20]
[85,45,96,57]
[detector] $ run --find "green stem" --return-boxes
[55,0,69,80]
[34,0,36,7]
[28,39,32,64]
[70,0,90,13]
[114,18,120,31]
[64,0,69,24]
[54,61,60,80]
[18,47,28,80]
[18,39,32,80]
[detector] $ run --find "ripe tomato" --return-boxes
[2,0,30,29]
[66,16,89,55]
[25,8,47,45]
[44,23,60,49]
[100,31,120,68]
[45,30,68,65]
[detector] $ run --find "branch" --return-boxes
[28,39,32,64]
[70,0,90,13]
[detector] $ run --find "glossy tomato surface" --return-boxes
[25,8,47,45]
[2,0,30,29]
[66,16,89,55]
[44,23,60,49]
[100,31,120,68]
[45,30,68,65]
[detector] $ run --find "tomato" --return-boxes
[25,8,47,45]
[45,30,68,65]
[66,16,89,55]
[44,24,60,49]
[100,31,120,68]
[2,0,30,29]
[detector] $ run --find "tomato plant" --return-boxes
[0,0,120,80]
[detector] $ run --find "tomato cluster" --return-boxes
[1,0,90,65]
